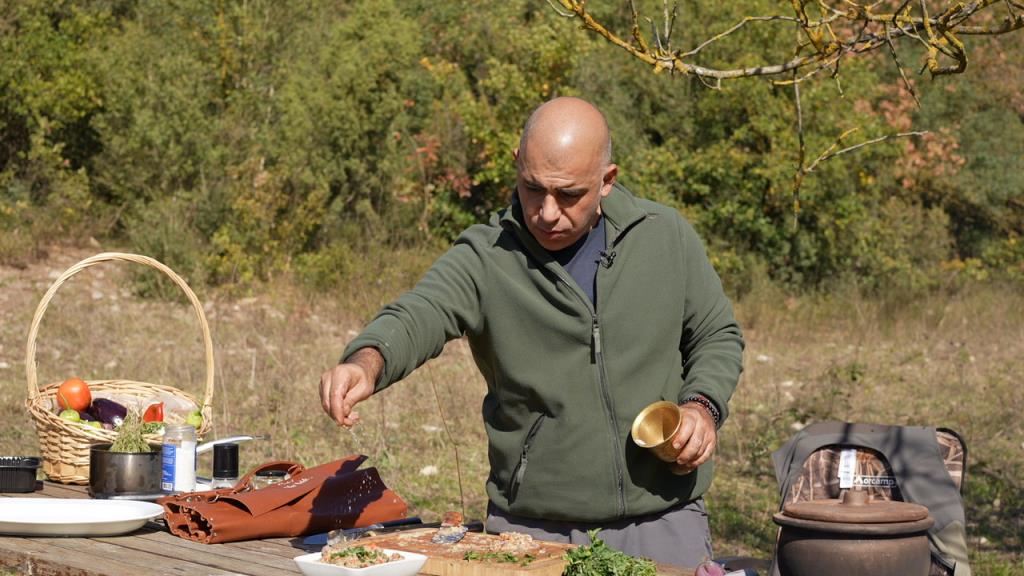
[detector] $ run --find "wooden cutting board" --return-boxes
[355,528,571,576]
[354,528,694,576]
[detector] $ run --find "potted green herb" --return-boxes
[89,407,164,497]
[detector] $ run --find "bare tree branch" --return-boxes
[550,0,1018,203]
[682,15,809,59]
[546,0,574,18]
[793,75,806,230]
[805,130,928,173]
[772,53,842,86]
[885,24,920,107]
[832,52,845,96]
[664,0,678,52]
[551,0,1022,80]
[628,0,651,54]
[647,17,664,54]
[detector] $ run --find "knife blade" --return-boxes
[303,517,425,547]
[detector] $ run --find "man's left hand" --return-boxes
[671,403,717,474]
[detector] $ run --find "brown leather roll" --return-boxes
[158,455,408,544]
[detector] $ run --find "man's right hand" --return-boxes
[319,347,383,427]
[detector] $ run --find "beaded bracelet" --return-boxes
[682,394,721,428]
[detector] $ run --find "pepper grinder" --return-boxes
[209,442,239,489]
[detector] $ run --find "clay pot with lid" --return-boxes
[773,489,934,576]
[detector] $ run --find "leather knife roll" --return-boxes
[158,455,408,544]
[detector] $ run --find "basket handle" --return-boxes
[25,252,215,413]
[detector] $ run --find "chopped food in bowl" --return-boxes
[294,546,427,576]
[322,545,402,568]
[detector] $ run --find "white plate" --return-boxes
[0,498,164,537]
[294,549,428,576]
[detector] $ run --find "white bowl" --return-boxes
[294,549,427,576]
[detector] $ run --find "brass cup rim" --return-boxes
[630,400,683,448]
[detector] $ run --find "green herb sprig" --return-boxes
[330,546,377,561]
[562,529,657,576]
[464,551,536,566]
[110,407,153,453]
[328,546,392,565]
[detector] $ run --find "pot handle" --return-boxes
[196,435,269,455]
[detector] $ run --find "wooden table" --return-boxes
[1,482,695,576]
[0,481,311,575]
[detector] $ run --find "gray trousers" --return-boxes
[485,498,712,568]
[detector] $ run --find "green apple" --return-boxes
[185,410,203,429]
[59,409,81,422]
[86,420,103,429]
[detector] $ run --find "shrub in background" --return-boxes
[0,0,1020,295]
[122,195,208,299]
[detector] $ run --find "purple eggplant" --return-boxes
[91,398,127,427]
[79,409,97,422]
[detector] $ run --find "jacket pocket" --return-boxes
[508,414,546,505]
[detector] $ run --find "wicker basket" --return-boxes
[24,252,215,484]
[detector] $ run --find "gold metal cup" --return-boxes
[631,400,688,475]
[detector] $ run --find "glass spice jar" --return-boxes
[252,469,288,490]
[160,424,197,492]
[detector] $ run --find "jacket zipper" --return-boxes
[591,216,644,519]
[552,270,627,518]
[508,413,546,504]
[590,313,627,518]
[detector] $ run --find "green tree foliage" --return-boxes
[1,0,1021,289]
[0,1,108,263]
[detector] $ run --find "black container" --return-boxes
[213,443,239,480]
[0,457,41,493]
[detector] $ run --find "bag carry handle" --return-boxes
[25,252,215,415]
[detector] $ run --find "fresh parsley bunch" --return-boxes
[563,529,657,576]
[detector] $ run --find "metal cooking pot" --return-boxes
[89,444,163,498]
[773,489,934,576]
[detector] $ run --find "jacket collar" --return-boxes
[600,182,648,246]
[497,182,647,248]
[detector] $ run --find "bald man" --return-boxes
[321,97,743,567]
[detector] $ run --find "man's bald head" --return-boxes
[519,97,612,168]
[513,97,618,251]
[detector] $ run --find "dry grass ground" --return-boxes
[1,245,1021,575]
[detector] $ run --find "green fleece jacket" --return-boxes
[344,183,744,522]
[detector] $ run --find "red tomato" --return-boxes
[143,402,164,423]
[57,378,92,412]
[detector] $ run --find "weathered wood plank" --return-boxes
[1,486,83,499]
[214,535,312,557]
[90,533,300,576]
[39,482,91,498]
[4,482,306,573]
[128,529,305,572]
[30,535,240,576]
[0,535,237,576]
